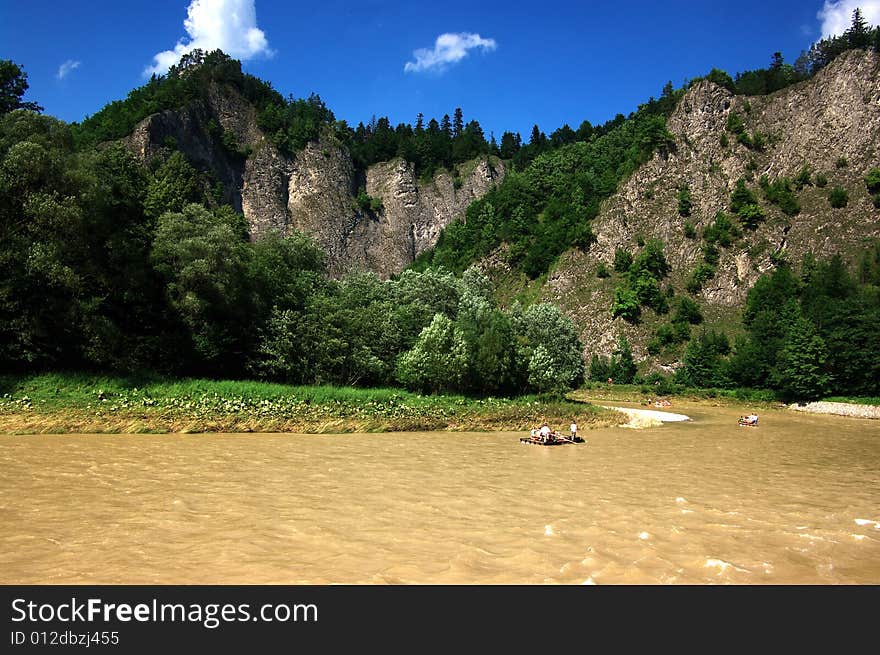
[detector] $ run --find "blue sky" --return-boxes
[2,1,877,140]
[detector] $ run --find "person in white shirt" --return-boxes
[570,422,578,440]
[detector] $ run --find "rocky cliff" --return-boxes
[509,49,880,366]
[123,86,505,278]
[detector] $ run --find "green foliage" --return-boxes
[611,285,641,322]
[730,178,758,214]
[815,172,828,188]
[73,50,294,150]
[395,314,469,393]
[737,203,766,230]
[733,52,810,96]
[589,353,611,381]
[611,240,671,321]
[1,60,43,113]
[686,263,716,294]
[760,175,801,216]
[677,184,693,217]
[418,104,677,278]
[676,330,730,388]
[719,133,729,148]
[703,212,741,246]
[356,188,384,213]
[683,221,697,239]
[631,239,670,279]
[703,68,736,92]
[864,168,880,194]
[835,157,848,169]
[726,112,745,135]
[150,204,253,368]
[793,165,813,190]
[828,186,849,208]
[772,316,831,402]
[614,247,633,273]
[518,303,585,394]
[674,296,703,325]
[609,333,637,384]
[596,262,610,278]
[143,151,201,219]
[258,93,334,156]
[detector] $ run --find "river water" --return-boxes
[1,401,878,584]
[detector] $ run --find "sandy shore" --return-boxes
[788,401,880,420]
[599,405,692,429]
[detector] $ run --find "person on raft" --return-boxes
[539,423,552,441]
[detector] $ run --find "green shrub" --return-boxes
[613,247,633,273]
[677,185,693,217]
[683,221,697,239]
[596,262,610,278]
[828,186,849,208]
[750,132,765,151]
[793,166,812,190]
[674,296,703,325]
[761,176,800,216]
[720,133,729,148]
[815,173,828,188]
[835,157,848,169]
[704,212,741,246]
[730,178,758,214]
[726,112,745,135]
[356,189,384,213]
[686,263,716,294]
[611,285,641,322]
[702,243,720,266]
[864,168,880,194]
[737,203,765,230]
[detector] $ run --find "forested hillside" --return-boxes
[2,9,880,401]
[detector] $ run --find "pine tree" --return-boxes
[453,107,464,138]
[773,316,831,402]
[440,114,452,138]
[847,7,871,48]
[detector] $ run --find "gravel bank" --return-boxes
[600,406,692,429]
[788,402,880,420]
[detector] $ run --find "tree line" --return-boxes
[694,8,880,97]
[0,79,583,396]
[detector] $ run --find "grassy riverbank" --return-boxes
[570,382,781,407]
[570,383,880,418]
[0,373,621,435]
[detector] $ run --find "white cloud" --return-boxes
[145,0,272,76]
[404,32,497,73]
[818,0,880,38]
[57,60,80,80]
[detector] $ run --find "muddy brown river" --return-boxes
[1,401,878,584]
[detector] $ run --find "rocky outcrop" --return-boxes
[542,49,880,364]
[122,84,504,278]
[282,144,505,277]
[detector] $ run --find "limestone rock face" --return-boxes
[122,83,504,277]
[541,49,880,364]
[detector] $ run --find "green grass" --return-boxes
[0,372,622,434]
[573,381,779,406]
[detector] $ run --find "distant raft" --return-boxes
[520,432,585,446]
